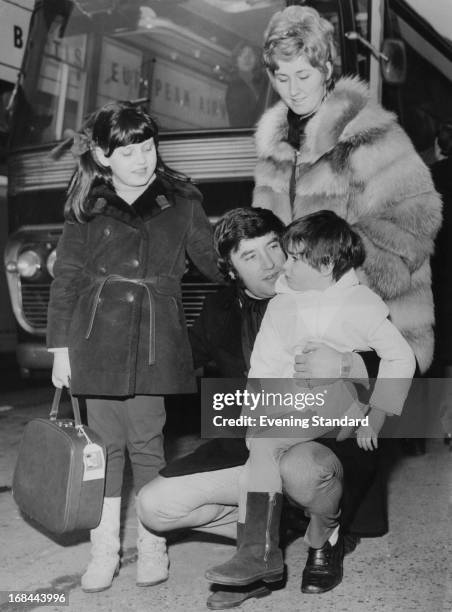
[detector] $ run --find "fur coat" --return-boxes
[253,77,442,372]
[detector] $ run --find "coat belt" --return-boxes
[85,274,179,365]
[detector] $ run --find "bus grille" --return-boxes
[20,281,222,332]
[21,284,51,330]
[182,282,222,325]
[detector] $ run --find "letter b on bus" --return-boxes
[14,26,24,49]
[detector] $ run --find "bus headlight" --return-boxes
[46,249,57,278]
[17,250,42,278]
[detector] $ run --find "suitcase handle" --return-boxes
[49,387,82,426]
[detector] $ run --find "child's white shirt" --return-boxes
[248,269,416,415]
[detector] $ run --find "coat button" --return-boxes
[131,259,139,268]
[99,265,107,274]
[103,227,111,237]
[126,292,135,303]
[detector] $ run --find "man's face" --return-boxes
[229,232,286,299]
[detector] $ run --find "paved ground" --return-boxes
[0,376,451,612]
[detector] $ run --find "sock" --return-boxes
[328,525,339,546]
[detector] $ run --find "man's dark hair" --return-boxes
[282,210,365,281]
[214,207,285,279]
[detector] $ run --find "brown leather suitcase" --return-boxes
[13,388,106,534]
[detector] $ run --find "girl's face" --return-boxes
[98,137,157,192]
[270,55,331,116]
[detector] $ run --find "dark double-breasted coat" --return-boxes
[47,175,222,397]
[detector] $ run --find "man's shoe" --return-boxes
[301,534,344,594]
[206,583,271,610]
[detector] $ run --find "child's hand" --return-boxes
[52,349,71,388]
[337,401,366,441]
[356,407,386,451]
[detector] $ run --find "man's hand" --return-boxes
[52,351,71,388]
[293,341,343,379]
[356,407,386,451]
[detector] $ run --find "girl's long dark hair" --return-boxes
[65,102,185,222]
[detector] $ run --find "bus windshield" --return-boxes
[12,0,344,148]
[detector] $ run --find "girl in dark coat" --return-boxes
[47,102,221,593]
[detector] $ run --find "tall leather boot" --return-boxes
[206,523,271,609]
[205,492,284,586]
[81,497,121,593]
[136,518,169,587]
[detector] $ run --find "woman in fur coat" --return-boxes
[242,3,442,597]
[253,5,442,374]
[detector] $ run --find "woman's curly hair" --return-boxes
[262,5,337,87]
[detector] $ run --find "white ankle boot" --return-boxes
[81,497,121,593]
[136,519,169,587]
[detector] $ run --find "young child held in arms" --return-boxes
[206,209,416,586]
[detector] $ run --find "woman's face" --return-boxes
[270,55,330,116]
[237,46,257,73]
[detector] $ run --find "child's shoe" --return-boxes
[81,497,121,592]
[136,519,169,586]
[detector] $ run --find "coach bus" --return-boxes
[3,0,445,375]
[0,0,34,351]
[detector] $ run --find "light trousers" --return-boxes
[138,441,343,548]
